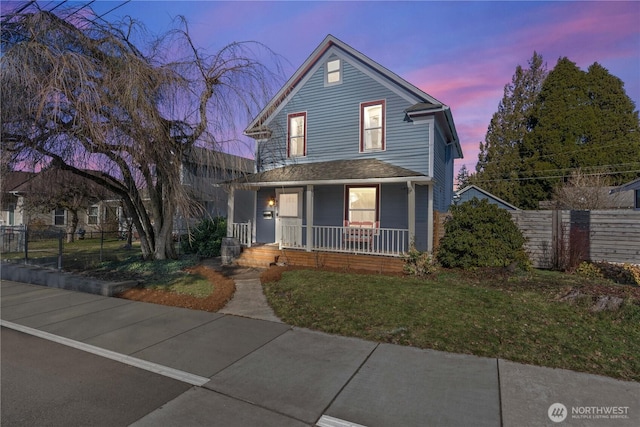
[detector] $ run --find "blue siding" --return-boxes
[458,188,517,211]
[258,57,430,175]
[313,185,344,226]
[380,183,408,229]
[308,184,410,228]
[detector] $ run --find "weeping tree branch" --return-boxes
[2,5,282,259]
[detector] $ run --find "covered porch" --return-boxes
[227,159,436,258]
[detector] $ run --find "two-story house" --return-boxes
[227,35,462,257]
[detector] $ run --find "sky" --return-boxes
[8,1,640,176]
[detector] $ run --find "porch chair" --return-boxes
[343,220,379,250]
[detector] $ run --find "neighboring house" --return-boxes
[177,147,254,229]
[610,177,640,211]
[455,185,519,211]
[228,35,462,255]
[2,149,254,235]
[6,168,121,234]
[1,171,35,226]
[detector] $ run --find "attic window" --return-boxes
[326,59,341,85]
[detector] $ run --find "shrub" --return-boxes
[403,242,438,276]
[575,261,604,279]
[436,198,529,269]
[593,262,640,286]
[181,217,227,258]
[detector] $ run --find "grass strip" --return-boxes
[263,269,640,381]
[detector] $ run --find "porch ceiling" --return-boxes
[233,159,429,187]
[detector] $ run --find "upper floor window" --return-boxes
[326,59,341,85]
[360,100,385,151]
[288,112,306,157]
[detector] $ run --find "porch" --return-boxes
[231,222,409,257]
[226,159,438,258]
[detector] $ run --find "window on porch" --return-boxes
[346,185,379,223]
[288,112,306,157]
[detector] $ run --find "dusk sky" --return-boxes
[13,1,640,175]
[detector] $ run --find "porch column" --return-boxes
[427,184,434,253]
[227,186,235,238]
[407,181,415,245]
[306,184,314,252]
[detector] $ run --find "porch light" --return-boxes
[267,197,276,207]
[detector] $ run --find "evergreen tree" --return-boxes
[520,58,640,208]
[473,52,547,207]
[456,164,471,189]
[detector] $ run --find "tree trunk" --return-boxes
[66,211,79,243]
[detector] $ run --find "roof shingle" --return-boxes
[238,159,426,184]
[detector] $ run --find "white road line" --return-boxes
[1,320,210,386]
[316,414,368,427]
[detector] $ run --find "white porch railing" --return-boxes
[280,224,408,257]
[231,221,252,247]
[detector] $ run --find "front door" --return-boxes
[275,188,303,247]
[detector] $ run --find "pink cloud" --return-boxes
[407,1,639,179]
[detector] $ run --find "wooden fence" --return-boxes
[434,210,639,268]
[511,210,639,268]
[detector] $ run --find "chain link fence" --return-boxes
[1,226,143,271]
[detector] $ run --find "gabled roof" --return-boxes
[610,177,640,193]
[183,146,255,174]
[456,185,520,210]
[2,171,36,192]
[235,159,430,186]
[11,168,112,198]
[244,34,462,158]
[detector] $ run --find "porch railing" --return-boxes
[231,221,252,247]
[280,224,408,257]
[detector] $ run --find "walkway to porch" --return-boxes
[234,244,406,274]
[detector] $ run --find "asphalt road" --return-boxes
[1,327,191,427]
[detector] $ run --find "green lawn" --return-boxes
[2,236,139,270]
[263,268,640,381]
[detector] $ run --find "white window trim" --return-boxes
[345,184,380,223]
[359,100,386,152]
[287,112,307,158]
[53,208,66,226]
[88,205,99,225]
[325,58,342,86]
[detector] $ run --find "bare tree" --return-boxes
[552,169,621,210]
[21,168,113,243]
[1,5,280,259]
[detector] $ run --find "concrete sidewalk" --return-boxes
[1,280,638,427]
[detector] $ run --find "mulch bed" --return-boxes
[116,265,235,312]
